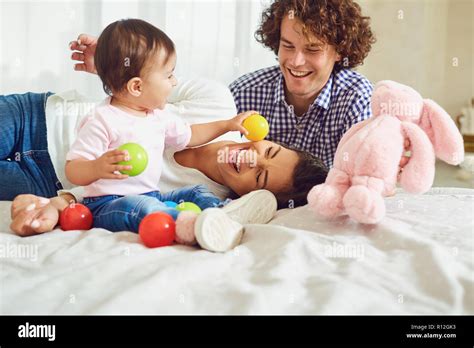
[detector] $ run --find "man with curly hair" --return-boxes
[230,0,376,168]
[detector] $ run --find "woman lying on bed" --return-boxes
[4,91,328,237]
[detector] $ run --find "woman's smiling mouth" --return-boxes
[227,148,255,174]
[228,148,245,173]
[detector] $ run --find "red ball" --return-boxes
[139,212,176,248]
[59,203,93,231]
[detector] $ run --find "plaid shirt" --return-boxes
[229,66,373,168]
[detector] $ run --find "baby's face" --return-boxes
[140,50,177,110]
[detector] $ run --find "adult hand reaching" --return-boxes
[69,33,98,74]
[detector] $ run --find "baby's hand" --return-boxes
[93,149,132,180]
[227,110,259,136]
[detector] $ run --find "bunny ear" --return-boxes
[420,99,464,165]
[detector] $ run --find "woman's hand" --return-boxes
[69,34,98,74]
[10,194,62,236]
[226,110,259,135]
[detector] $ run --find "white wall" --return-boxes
[0,0,472,118]
[0,0,276,100]
[358,0,473,117]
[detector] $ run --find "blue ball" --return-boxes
[163,201,178,208]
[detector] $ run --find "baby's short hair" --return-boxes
[95,18,175,95]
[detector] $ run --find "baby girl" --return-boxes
[65,19,260,252]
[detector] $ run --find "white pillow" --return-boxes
[165,77,242,143]
[45,90,98,191]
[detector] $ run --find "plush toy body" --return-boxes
[307,80,464,224]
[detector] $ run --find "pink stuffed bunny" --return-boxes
[307,80,464,224]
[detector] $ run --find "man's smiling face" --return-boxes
[278,16,341,104]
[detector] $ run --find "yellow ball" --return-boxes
[243,114,269,141]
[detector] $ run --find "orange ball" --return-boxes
[59,203,93,231]
[139,212,176,248]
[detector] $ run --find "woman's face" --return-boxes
[215,140,300,196]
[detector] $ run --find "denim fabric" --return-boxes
[0,92,62,200]
[82,184,225,233]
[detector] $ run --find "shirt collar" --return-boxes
[311,75,333,110]
[273,70,334,111]
[273,72,286,105]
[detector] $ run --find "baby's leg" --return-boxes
[160,184,223,210]
[86,195,179,233]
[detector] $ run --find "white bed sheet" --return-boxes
[0,188,473,314]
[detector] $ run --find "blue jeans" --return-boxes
[0,92,62,200]
[82,184,226,233]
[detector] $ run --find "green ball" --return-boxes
[176,202,202,214]
[118,143,148,177]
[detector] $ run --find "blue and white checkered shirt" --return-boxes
[229,66,373,168]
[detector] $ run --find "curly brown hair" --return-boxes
[255,0,376,71]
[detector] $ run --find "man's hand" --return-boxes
[69,34,98,74]
[10,195,60,236]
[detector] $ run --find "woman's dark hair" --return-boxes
[255,0,376,71]
[273,141,328,209]
[95,18,175,96]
